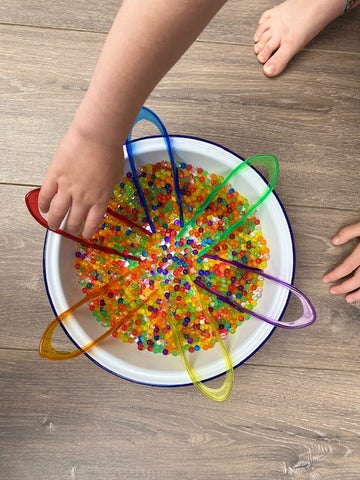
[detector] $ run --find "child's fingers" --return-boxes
[47,192,72,231]
[345,288,360,304]
[82,203,108,239]
[38,179,58,214]
[329,267,360,295]
[323,243,360,283]
[65,202,90,235]
[332,221,360,246]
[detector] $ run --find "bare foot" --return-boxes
[254,0,346,77]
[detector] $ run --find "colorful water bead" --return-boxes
[74,161,269,356]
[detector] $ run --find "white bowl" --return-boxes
[43,135,294,386]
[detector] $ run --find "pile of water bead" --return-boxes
[74,161,270,356]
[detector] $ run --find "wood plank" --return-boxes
[1,2,359,478]
[1,26,359,211]
[1,184,359,373]
[0,0,359,54]
[1,349,359,480]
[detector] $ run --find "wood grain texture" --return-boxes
[1,26,359,211]
[0,0,359,53]
[1,1,359,479]
[1,350,360,480]
[1,184,359,371]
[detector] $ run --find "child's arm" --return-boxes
[39,0,227,238]
[323,221,360,303]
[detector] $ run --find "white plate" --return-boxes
[43,135,294,386]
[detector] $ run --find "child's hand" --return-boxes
[38,122,124,239]
[323,222,360,303]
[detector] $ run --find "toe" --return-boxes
[254,12,271,42]
[263,42,297,77]
[258,9,272,25]
[257,35,280,64]
[254,29,272,55]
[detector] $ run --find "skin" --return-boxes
[253,0,346,77]
[38,0,358,304]
[38,0,227,239]
[323,222,360,303]
[254,0,360,303]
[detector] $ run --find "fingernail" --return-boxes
[329,287,336,294]
[264,64,275,76]
[346,296,354,303]
[323,275,329,283]
[254,35,259,42]
[332,236,340,245]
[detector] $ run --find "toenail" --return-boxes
[264,64,275,75]
[254,43,262,53]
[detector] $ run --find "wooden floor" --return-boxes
[1,1,359,479]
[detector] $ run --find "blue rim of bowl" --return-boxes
[42,134,296,388]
